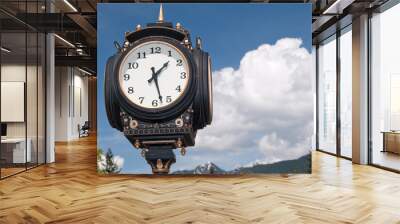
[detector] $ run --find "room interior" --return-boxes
[0,0,399,183]
[0,0,399,222]
[0,1,96,178]
[314,0,400,171]
[0,30,46,178]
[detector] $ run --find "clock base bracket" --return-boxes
[144,145,176,174]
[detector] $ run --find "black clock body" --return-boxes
[104,20,212,173]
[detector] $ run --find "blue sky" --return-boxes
[97,3,312,174]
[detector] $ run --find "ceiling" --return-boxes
[0,0,392,75]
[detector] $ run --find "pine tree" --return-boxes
[97,148,105,174]
[97,148,104,161]
[104,148,121,174]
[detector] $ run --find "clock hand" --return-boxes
[148,67,157,84]
[156,61,170,77]
[154,76,163,103]
[148,61,169,83]
[150,67,163,103]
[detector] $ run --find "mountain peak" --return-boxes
[173,162,226,174]
[194,162,224,174]
[172,154,311,175]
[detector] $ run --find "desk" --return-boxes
[1,138,31,163]
[382,131,400,154]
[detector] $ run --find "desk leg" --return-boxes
[382,133,386,153]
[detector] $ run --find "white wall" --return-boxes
[55,66,69,141]
[1,65,39,139]
[1,63,46,164]
[1,65,26,133]
[72,72,89,138]
[1,82,25,122]
[55,67,89,141]
[1,65,27,143]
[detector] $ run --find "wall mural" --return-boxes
[97,3,313,175]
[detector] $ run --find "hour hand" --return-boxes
[148,61,169,83]
[148,67,156,84]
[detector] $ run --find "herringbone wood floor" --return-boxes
[1,136,400,224]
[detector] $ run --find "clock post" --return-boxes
[104,5,213,174]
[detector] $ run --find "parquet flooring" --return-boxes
[0,167,26,178]
[1,135,400,223]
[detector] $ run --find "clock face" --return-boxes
[118,41,190,109]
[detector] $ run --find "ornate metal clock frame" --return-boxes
[105,5,213,174]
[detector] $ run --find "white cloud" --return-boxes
[113,155,125,168]
[257,132,312,164]
[196,38,313,164]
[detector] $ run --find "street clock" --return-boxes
[105,5,213,174]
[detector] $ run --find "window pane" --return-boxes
[38,32,45,165]
[27,31,38,169]
[340,27,352,158]
[1,30,27,177]
[312,46,317,150]
[371,3,400,171]
[318,35,337,154]
[0,1,46,178]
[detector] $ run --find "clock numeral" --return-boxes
[150,47,161,54]
[123,74,130,81]
[180,72,187,79]
[176,59,183,66]
[168,50,172,57]
[137,52,146,59]
[166,96,172,103]
[128,87,134,94]
[152,100,158,107]
[128,62,138,69]
[139,97,144,104]
[176,85,181,92]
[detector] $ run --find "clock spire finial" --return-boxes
[158,4,164,22]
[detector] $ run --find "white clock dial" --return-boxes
[118,41,190,109]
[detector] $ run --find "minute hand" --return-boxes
[148,61,169,83]
[151,68,163,103]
